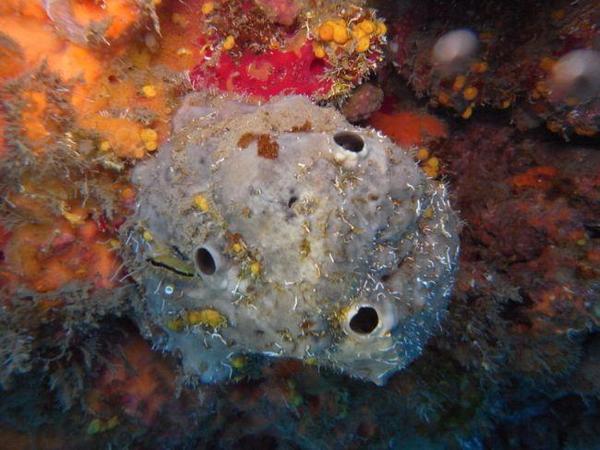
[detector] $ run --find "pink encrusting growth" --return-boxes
[190,41,332,99]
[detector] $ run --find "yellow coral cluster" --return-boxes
[415,147,441,178]
[435,59,491,118]
[193,194,210,212]
[187,308,227,328]
[313,17,386,58]
[422,156,440,178]
[166,308,228,332]
[201,1,215,15]
[222,35,236,51]
[140,128,159,152]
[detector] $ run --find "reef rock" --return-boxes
[123,94,460,385]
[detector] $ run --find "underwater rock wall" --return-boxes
[0,1,598,449]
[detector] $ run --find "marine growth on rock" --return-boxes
[123,94,460,385]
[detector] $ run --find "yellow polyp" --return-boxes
[452,75,466,92]
[356,36,370,53]
[358,20,376,34]
[177,47,192,57]
[142,84,157,98]
[376,22,387,36]
[423,164,439,178]
[193,194,209,212]
[99,140,111,152]
[250,260,261,276]
[438,91,451,106]
[108,239,121,249]
[313,43,326,59]
[166,317,185,332]
[463,86,478,101]
[187,308,227,329]
[332,24,350,45]
[121,187,136,203]
[231,242,243,253]
[223,35,235,51]
[140,128,158,142]
[461,105,473,119]
[230,355,247,369]
[142,230,153,241]
[60,202,86,225]
[351,26,367,40]
[318,23,334,41]
[471,61,488,73]
[140,128,158,151]
[416,147,430,161]
[423,207,434,219]
[426,156,440,170]
[63,210,86,226]
[201,2,215,15]
[304,357,318,366]
[539,57,556,72]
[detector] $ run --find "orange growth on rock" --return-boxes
[0,1,47,20]
[71,0,142,42]
[511,166,558,190]
[369,111,448,148]
[4,219,121,292]
[151,0,207,71]
[47,44,104,84]
[0,16,62,71]
[89,242,119,289]
[87,336,175,425]
[0,34,25,81]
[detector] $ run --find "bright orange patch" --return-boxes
[510,166,558,190]
[369,111,448,147]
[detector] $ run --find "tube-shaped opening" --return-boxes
[195,247,216,275]
[349,306,379,334]
[334,131,364,153]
